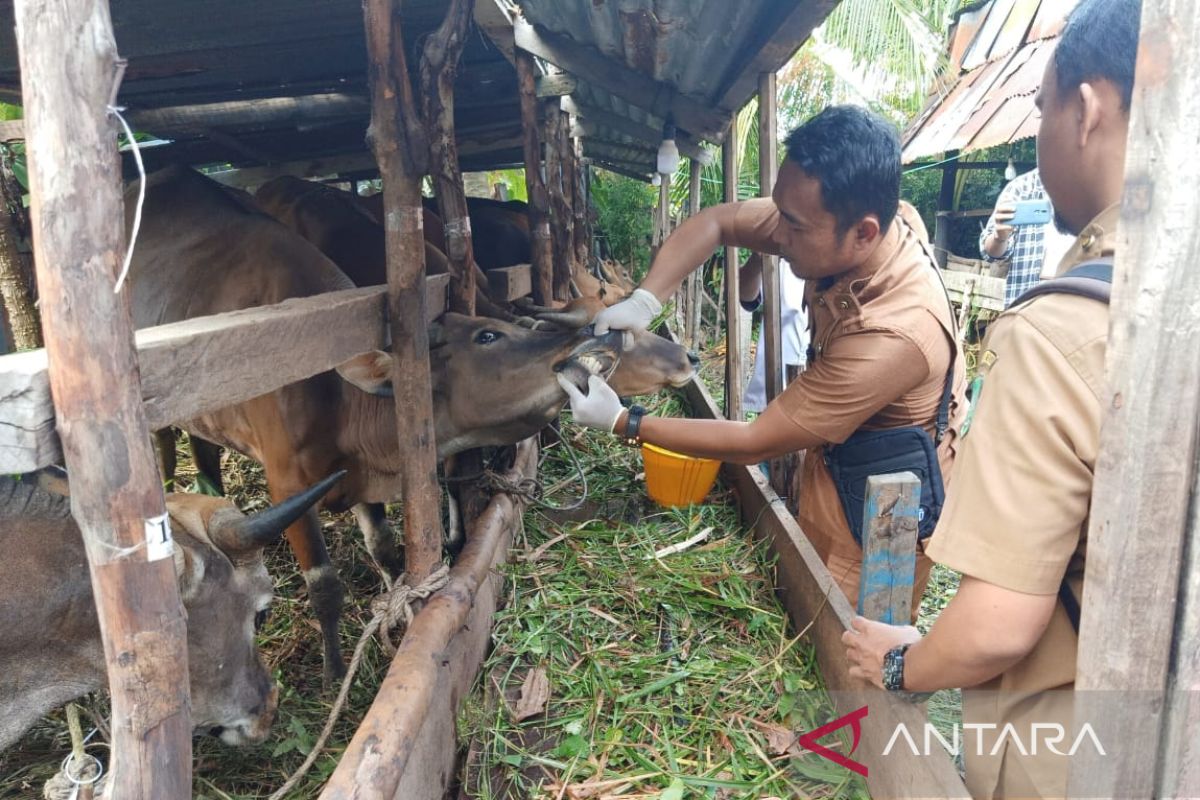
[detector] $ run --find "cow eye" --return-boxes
[474,330,503,345]
[254,608,270,631]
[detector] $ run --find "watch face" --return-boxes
[883,647,905,691]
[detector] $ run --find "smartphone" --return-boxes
[1009,198,1052,227]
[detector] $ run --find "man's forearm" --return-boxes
[641,204,738,300]
[739,253,764,304]
[626,403,820,465]
[982,230,1011,258]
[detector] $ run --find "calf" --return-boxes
[0,469,342,752]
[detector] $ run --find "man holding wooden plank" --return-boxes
[843,0,1139,795]
[559,105,967,617]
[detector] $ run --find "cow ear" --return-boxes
[173,542,206,603]
[336,351,394,397]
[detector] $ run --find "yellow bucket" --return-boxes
[641,443,721,507]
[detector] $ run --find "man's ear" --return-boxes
[852,215,882,252]
[1077,81,1104,149]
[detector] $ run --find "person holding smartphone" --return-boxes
[980,167,1077,307]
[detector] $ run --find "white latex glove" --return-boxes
[556,373,625,433]
[592,288,662,349]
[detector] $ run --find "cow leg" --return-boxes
[190,436,225,496]
[274,486,346,686]
[351,502,403,584]
[154,427,178,490]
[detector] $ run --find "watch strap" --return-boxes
[622,404,646,446]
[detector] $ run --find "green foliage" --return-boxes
[590,169,657,279]
[483,168,528,202]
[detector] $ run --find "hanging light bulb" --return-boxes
[657,115,681,176]
[1004,155,1017,181]
[651,172,662,186]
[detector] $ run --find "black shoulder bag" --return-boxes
[1010,257,1113,633]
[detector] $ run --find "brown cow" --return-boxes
[0,468,342,752]
[125,167,658,682]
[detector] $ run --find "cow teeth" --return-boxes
[579,355,601,374]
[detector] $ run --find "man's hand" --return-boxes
[842,617,922,690]
[591,288,662,349]
[984,203,1016,258]
[557,373,625,433]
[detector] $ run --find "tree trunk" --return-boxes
[0,153,40,349]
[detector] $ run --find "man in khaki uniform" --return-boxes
[558,106,966,613]
[842,0,1139,796]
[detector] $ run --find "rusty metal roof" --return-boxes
[901,0,1078,162]
[0,0,836,181]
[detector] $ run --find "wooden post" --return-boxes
[516,49,554,305]
[722,121,743,421]
[363,0,444,585]
[685,159,703,348]
[857,473,920,624]
[932,149,958,269]
[0,155,40,350]
[419,0,475,315]
[12,1,192,796]
[1069,3,1200,796]
[544,102,572,301]
[571,137,590,278]
[560,120,580,284]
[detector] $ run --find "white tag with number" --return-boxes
[145,513,173,561]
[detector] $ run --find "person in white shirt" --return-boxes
[738,254,810,414]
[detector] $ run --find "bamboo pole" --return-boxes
[363,0,444,585]
[686,159,703,348]
[544,102,572,301]
[12,1,191,796]
[722,121,743,421]
[419,0,475,315]
[320,439,539,799]
[516,49,554,305]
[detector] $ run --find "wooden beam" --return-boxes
[685,159,703,348]
[486,264,532,301]
[933,149,958,269]
[321,439,538,800]
[472,0,516,66]
[0,279,451,473]
[758,71,788,495]
[716,0,839,111]
[516,49,554,305]
[536,73,577,98]
[514,19,730,142]
[1069,3,1200,796]
[545,104,573,301]
[13,0,190,796]
[678,365,968,799]
[857,473,920,624]
[588,158,651,182]
[722,122,743,421]
[421,0,477,315]
[562,97,712,163]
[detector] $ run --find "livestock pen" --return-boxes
[0,1,1197,800]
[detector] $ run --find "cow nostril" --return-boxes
[687,351,701,367]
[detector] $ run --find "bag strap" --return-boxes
[904,213,959,446]
[1014,256,1113,634]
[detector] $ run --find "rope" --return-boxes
[108,104,145,295]
[267,565,451,800]
[43,705,105,800]
[439,435,589,511]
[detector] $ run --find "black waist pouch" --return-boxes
[824,426,946,547]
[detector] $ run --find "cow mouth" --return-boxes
[554,333,620,391]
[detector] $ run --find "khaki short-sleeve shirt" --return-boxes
[729,199,967,603]
[924,204,1119,799]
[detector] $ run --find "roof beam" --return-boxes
[473,0,517,65]
[715,0,839,111]
[588,159,652,182]
[563,97,713,164]
[513,19,730,143]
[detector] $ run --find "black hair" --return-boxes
[782,105,900,236]
[1054,0,1143,110]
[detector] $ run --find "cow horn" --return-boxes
[211,470,347,553]
[534,308,592,330]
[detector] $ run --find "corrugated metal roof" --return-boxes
[901,0,1078,162]
[0,0,835,180]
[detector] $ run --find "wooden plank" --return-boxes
[472,0,516,66]
[562,97,712,163]
[516,49,555,306]
[758,71,789,496]
[1069,2,1200,797]
[513,19,730,143]
[858,472,920,625]
[321,439,538,800]
[13,0,191,796]
[545,103,573,301]
[536,73,577,98]
[940,268,1005,312]
[685,160,703,347]
[722,124,743,421]
[680,370,969,799]
[486,264,532,300]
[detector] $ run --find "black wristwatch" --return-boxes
[621,404,647,446]
[882,644,934,703]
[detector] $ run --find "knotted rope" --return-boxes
[268,564,451,800]
[43,704,105,800]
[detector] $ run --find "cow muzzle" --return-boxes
[207,684,279,746]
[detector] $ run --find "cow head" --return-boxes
[163,472,344,745]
